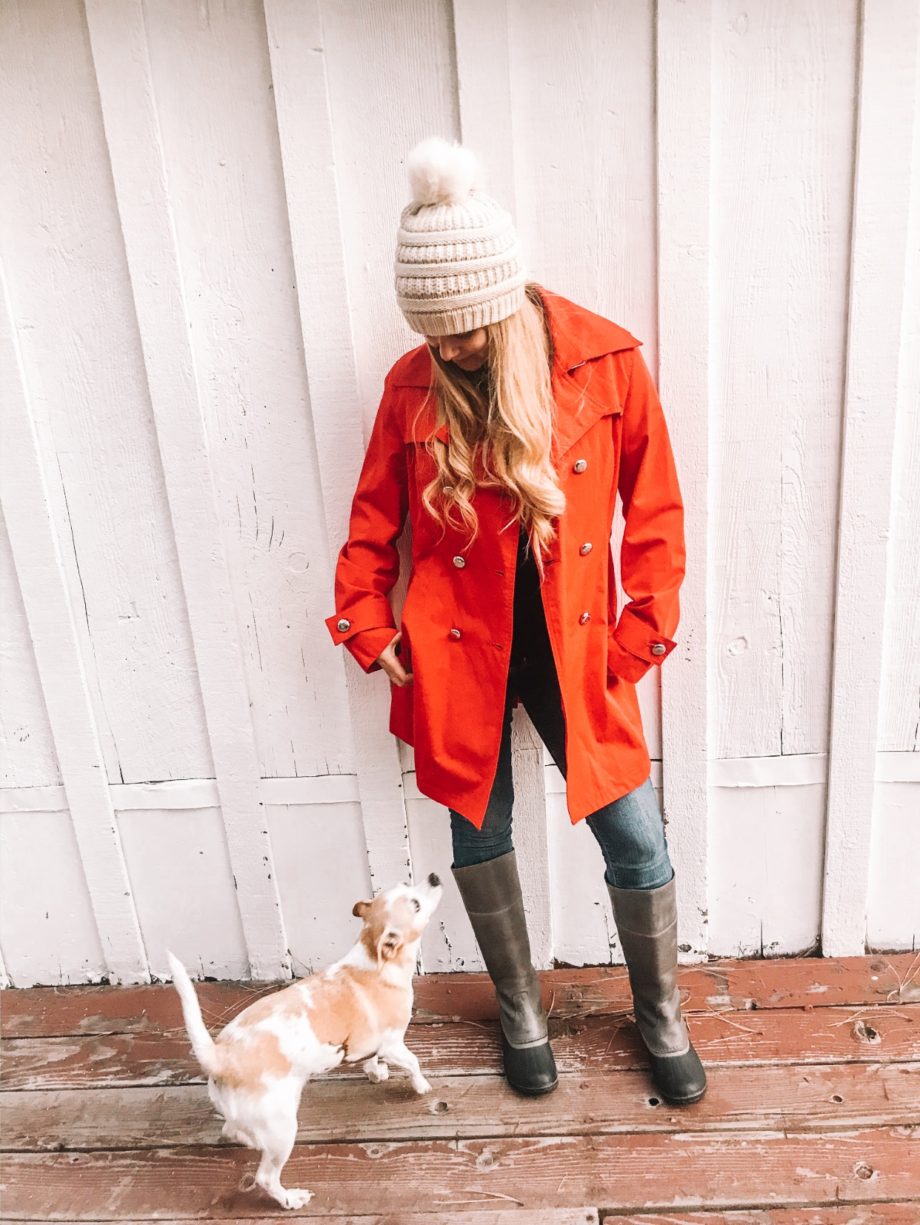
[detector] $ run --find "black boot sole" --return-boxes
[656,1083,707,1106]
[501,1032,559,1096]
[647,1046,707,1106]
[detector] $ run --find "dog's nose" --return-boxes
[427,872,441,888]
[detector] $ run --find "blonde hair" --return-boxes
[411,282,565,579]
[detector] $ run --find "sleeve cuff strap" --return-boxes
[325,614,397,673]
[607,622,678,682]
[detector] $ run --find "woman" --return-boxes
[325,136,705,1104]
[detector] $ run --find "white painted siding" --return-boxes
[0,0,917,985]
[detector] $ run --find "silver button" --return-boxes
[449,627,462,639]
[336,618,351,632]
[573,458,588,473]
[579,611,591,625]
[452,555,466,568]
[579,542,593,555]
[651,642,666,656]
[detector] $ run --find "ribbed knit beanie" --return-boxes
[394,136,527,336]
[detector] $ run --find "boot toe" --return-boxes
[648,1043,707,1105]
[501,1032,559,1096]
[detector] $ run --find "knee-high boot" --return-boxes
[606,873,707,1104]
[452,849,558,1095]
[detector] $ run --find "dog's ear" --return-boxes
[352,899,372,919]
[375,927,402,964]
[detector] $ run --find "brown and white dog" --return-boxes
[167,872,443,1209]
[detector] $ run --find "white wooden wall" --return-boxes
[1,0,917,986]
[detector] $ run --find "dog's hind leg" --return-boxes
[222,1121,256,1147]
[249,1111,312,1210]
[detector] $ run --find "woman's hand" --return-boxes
[374,631,414,686]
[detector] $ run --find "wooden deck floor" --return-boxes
[1,952,918,1223]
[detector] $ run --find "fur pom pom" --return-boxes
[406,136,482,206]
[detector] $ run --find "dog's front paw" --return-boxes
[282,1188,313,1209]
[363,1056,389,1083]
[412,1075,433,1095]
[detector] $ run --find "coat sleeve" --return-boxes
[324,373,409,674]
[607,346,686,684]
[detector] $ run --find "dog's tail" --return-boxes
[166,950,222,1078]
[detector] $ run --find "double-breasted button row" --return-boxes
[337,618,351,632]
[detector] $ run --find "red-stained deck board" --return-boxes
[3,1064,919,1152]
[6,1213,909,1225]
[2,1128,918,1218]
[1,1215,599,1225]
[2,1005,917,1092]
[2,953,917,1038]
[600,1208,919,1224]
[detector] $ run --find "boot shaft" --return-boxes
[451,850,547,1047]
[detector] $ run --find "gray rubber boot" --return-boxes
[452,850,558,1095]
[607,873,707,1104]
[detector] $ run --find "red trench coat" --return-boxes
[325,286,685,830]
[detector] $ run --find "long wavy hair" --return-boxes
[410,281,566,580]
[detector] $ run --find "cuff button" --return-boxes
[651,642,666,655]
[337,618,351,632]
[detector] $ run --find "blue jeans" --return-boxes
[449,652,674,890]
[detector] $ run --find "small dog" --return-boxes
[168,872,443,1209]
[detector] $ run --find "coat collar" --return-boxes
[391,284,641,457]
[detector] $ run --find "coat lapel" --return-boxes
[392,284,641,456]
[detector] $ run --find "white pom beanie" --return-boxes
[394,135,527,336]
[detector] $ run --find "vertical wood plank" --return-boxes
[0,0,215,788]
[0,808,108,986]
[0,267,147,985]
[711,0,857,770]
[452,0,553,966]
[656,0,713,958]
[136,0,354,783]
[116,807,249,982]
[822,0,920,955]
[453,0,516,211]
[84,0,289,980]
[871,0,920,956]
[262,0,412,896]
[0,511,60,789]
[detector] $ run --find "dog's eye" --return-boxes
[411,898,421,912]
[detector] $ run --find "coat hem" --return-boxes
[392,733,652,831]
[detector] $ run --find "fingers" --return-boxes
[388,651,414,685]
[375,632,413,686]
[389,630,413,686]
